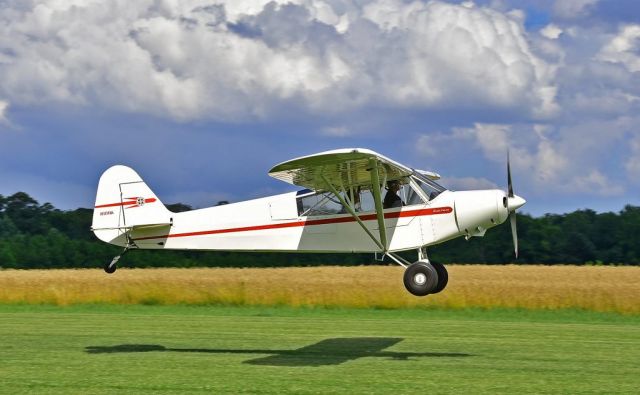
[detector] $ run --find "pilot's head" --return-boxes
[387,180,401,191]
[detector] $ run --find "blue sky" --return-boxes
[1,0,639,216]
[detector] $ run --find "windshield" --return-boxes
[411,171,446,201]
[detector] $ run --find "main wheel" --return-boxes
[104,263,117,274]
[403,261,439,296]
[430,262,449,294]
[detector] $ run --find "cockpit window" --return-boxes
[296,175,446,217]
[402,183,425,205]
[368,179,428,209]
[297,192,343,216]
[297,188,370,216]
[411,172,446,201]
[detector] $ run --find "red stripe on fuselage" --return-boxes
[95,197,157,209]
[131,206,453,242]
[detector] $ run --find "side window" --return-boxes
[379,182,425,207]
[297,192,343,216]
[295,183,427,216]
[358,189,375,212]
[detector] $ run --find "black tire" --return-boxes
[430,262,449,294]
[403,261,439,296]
[104,264,117,274]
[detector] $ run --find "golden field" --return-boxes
[0,265,638,313]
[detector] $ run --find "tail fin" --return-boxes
[92,165,172,245]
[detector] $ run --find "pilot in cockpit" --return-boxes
[383,180,404,209]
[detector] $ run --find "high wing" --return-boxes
[270,148,419,260]
[269,148,414,192]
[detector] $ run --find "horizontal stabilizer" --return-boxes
[91,222,172,232]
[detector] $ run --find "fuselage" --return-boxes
[101,188,512,253]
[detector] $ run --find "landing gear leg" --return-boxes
[418,247,428,261]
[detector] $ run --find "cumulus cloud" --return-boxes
[553,0,600,19]
[540,24,563,40]
[439,176,499,191]
[568,170,624,196]
[416,121,627,197]
[0,0,557,121]
[626,133,640,182]
[0,100,8,124]
[534,23,640,122]
[598,24,640,73]
[451,123,568,185]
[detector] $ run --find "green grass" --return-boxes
[1,305,638,394]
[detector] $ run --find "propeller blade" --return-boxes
[507,150,514,198]
[506,150,523,259]
[510,212,518,259]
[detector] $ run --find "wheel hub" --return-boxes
[413,273,427,285]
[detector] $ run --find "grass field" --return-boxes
[0,265,638,313]
[0,304,638,394]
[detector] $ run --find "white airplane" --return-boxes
[92,148,526,296]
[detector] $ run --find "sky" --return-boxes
[0,0,639,216]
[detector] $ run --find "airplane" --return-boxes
[91,148,526,296]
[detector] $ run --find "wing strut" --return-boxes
[368,158,388,251]
[319,158,389,254]
[320,174,385,252]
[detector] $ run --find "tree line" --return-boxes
[0,192,638,269]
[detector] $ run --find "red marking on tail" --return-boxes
[95,197,157,209]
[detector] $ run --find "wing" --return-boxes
[268,148,413,191]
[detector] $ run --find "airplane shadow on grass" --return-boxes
[85,337,472,367]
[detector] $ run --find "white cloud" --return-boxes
[597,24,640,73]
[570,89,640,116]
[626,133,640,182]
[549,24,640,124]
[439,176,499,191]
[415,121,627,197]
[469,123,511,161]
[540,24,563,40]
[0,0,558,121]
[415,134,439,157]
[0,100,8,124]
[454,123,568,185]
[553,0,600,19]
[567,170,624,196]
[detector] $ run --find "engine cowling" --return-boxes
[453,190,509,238]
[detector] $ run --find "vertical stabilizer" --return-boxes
[92,165,171,245]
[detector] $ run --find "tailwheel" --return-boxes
[430,262,449,294]
[403,261,439,296]
[104,255,120,274]
[104,262,117,274]
[104,247,129,274]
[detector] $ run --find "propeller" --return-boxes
[506,151,526,258]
